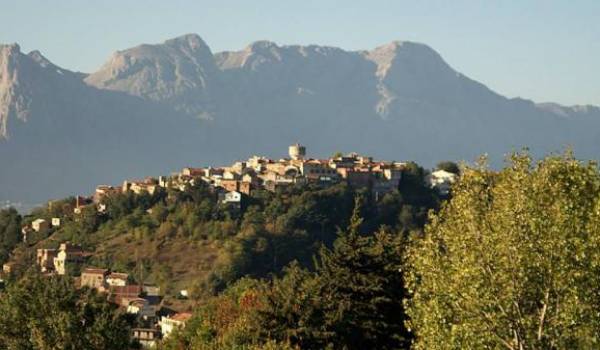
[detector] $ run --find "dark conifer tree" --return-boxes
[313,196,411,349]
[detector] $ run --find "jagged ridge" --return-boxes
[1,34,599,208]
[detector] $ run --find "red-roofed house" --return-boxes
[110,284,143,307]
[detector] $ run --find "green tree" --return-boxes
[161,278,268,349]
[398,162,439,229]
[0,208,21,263]
[313,197,410,349]
[258,262,326,348]
[436,161,460,174]
[0,271,132,350]
[259,197,411,349]
[406,152,600,349]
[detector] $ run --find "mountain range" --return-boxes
[1,33,599,208]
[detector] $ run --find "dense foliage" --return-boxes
[162,198,411,349]
[11,163,437,303]
[0,159,458,349]
[0,208,21,263]
[0,271,132,350]
[407,153,600,349]
[258,198,410,349]
[4,153,600,348]
[435,161,460,174]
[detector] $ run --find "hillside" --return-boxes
[1,34,600,207]
[2,156,440,310]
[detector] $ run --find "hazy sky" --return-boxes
[1,1,598,106]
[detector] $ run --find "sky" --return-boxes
[1,0,598,106]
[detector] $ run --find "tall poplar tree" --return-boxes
[406,153,600,349]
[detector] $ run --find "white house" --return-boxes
[426,169,458,196]
[31,219,50,233]
[160,313,192,338]
[106,272,128,287]
[222,191,242,205]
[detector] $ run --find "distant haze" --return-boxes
[1,33,599,210]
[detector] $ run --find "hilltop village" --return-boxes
[90,143,455,210]
[1,144,457,347]
[14,144,456,225]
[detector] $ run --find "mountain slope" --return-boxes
[85,34,218,119]
[1,34,599,207]
[0,43,213,208]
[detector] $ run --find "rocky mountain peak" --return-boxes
[27,50,54,68]
[0,44,23,78]
[1,43,30,138]
[164,33,211,53]
[247,40,279,52]
[85,34,217,116]
[0,43,21,57]
[365,40,450,78]
[2,34,600,207]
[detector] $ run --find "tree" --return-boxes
[406,152,600,349]
[258,197,411,349]
[313,197,410,349]
[0,271,132,350]
[161,278,268,349]
[0,208,21,263]
[436,161,460,175]
[399,162,439,208]
[258,262,326,349]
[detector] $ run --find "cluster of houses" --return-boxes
[77,266,191,347]
[37,242,91,275]
[85,144,426,209]
[2,241,88,277]
[20,217,61,243]
[158,144,456,200]
[15,144,457,247]
[2,239,193,347]
[34,242,192,347]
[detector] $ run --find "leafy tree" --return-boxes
[0,271,132,350]
[77,205,101,234]
[161,278,267,349]
[398,162,439,230]
[46,197,76,219]
[258,262,325,348]
[0,208,21,263]
[375,190,404,228]
[406,152,600,349]
[436,161,460,175]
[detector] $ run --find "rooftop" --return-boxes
[82,268,108,275]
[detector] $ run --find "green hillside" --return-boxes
[2,162,439,312]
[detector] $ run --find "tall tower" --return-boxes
[288,143,306,160]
